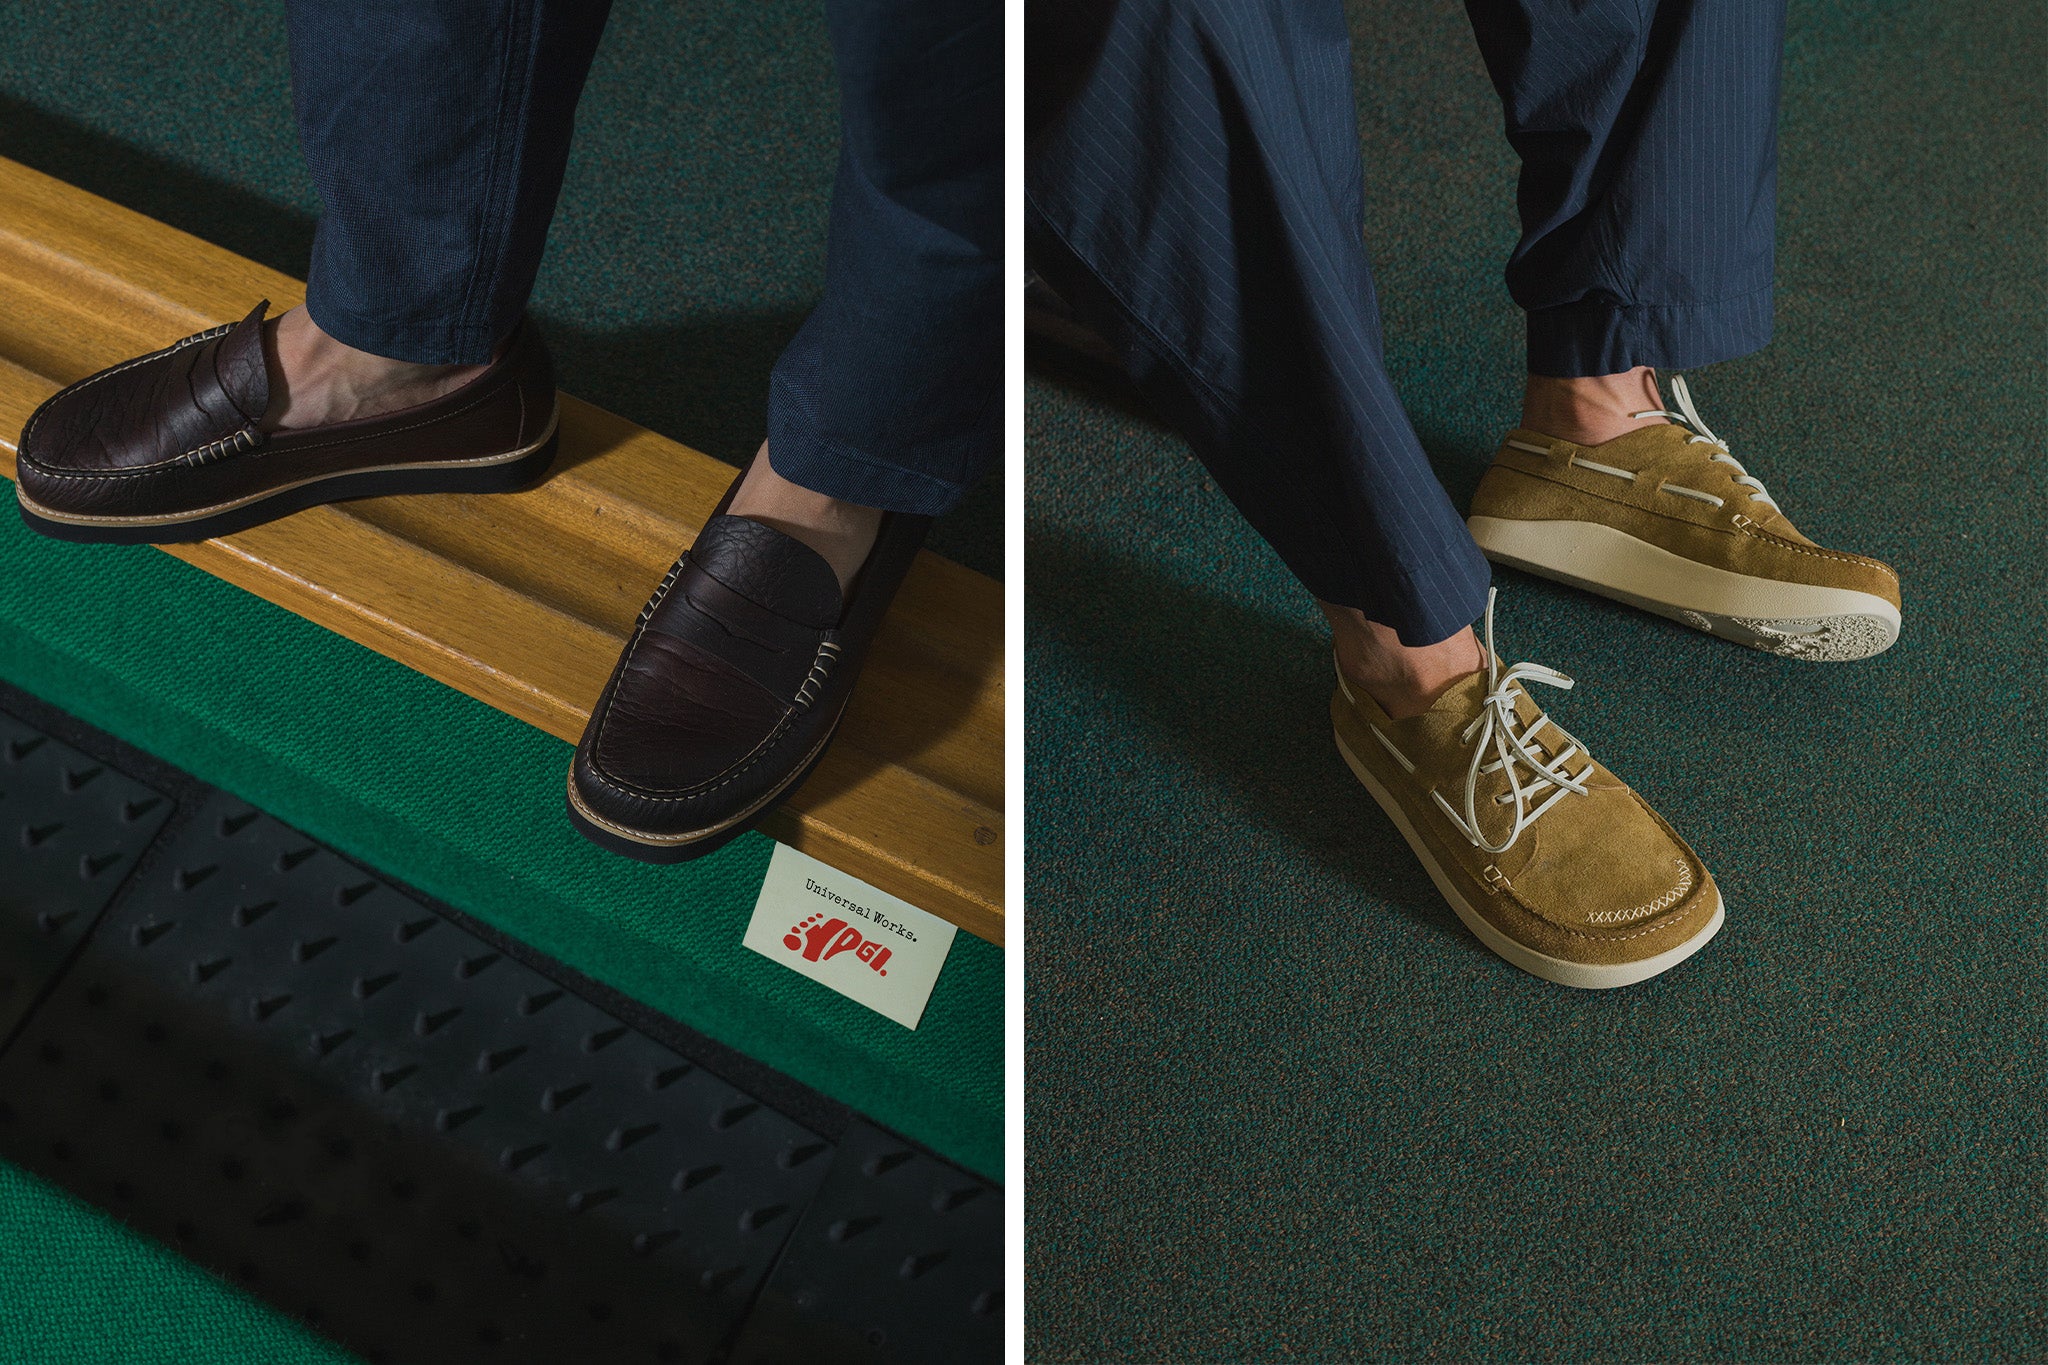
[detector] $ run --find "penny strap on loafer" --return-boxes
[642,516,845,707]
[20,300,271,480]
[683,515,843,630]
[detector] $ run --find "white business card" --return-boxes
[743,843,958,1030]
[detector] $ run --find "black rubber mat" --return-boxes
[730,1120,1004,1365]
[0,687,1001,1365]
[0,712,170,1043]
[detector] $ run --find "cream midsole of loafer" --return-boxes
[1467,514,1901,661]
[1335,727,1724,990]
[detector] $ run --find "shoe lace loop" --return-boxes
[1631,374,1780,511]
[1433,590,1595,854]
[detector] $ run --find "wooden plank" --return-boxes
[0,156,1004,945]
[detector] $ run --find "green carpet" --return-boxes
[0,3,1000,1360]
[1026,1,2045,1360]
[0,1165,352,1365]
[0,528,1001,1177]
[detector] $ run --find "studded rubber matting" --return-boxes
[0,687,1000,1365]
[730,1121,1004,1364]
[0,714,171,1043]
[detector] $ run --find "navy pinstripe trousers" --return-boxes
[288,0,1000,517]
[1027,0,1786,645]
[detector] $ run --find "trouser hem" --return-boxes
[302,282,506,367]
[1525,286,1774,378]
[765,374,978,518]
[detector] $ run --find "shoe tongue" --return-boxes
[1428,668,1495,719]
[1375,667,1498,759]
[1421,657,1545,733]
[688,515,843,629]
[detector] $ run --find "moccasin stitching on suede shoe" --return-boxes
[1332,590,1724,989]
[566,465,930,864]
[1467,375,1901,661]
[14,301,560,544]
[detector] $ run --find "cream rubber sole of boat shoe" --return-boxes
[1333,592,1724,990]
[1467,376,1902,662]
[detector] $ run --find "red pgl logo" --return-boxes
[783,914,892,976]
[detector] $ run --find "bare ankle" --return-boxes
[1320,604,1482,720]
[726,441,883,597]
[263,306,486,431]
[1520,366,1667,447]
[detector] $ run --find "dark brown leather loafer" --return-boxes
[566,465,930,863]
[15,301,558,543]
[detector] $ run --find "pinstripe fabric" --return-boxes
[1469,0,1786,375]
[290,0,1000,516]
[1026,0,1786,644]
[1027,0,1491,645]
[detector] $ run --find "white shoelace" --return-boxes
[1431,589,1595,854]
[1632,374,1780,511]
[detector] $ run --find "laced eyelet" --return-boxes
[1631,374,1779,512]
[1430,589,1596,855]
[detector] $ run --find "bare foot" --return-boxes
[1320,603,1483,720]
[262,306,487,432]
[726,441,883,597]
[1520,365,1670,447]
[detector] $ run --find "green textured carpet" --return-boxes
[1027,2,2045,1361]
[0,1165,352,1365]
[0,2,999,1360]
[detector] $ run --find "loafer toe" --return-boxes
[570,632,814,842]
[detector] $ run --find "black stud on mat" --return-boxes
[0,693,1000,1365]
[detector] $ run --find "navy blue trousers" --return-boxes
[287,0,1001,517]
[1027,0,1786,644]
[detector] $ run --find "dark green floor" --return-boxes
[0,4,999,1361]
[1027,1,2045,1360]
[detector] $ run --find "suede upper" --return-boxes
[1333,659,1720,970]
[1469,422,1902,611]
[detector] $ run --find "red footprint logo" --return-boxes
[783,913,827,954]
[782,913,889,975]
[784,914,854,962]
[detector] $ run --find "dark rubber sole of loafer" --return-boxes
[16,417,559,546]
[562,712,842,866]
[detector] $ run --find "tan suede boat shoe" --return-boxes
[1332,591,1724,989]
[1466,376,1901,661]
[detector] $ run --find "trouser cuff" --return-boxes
[765,373,983,517]
[1526,286,1773,377]
[303,278,505,368]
